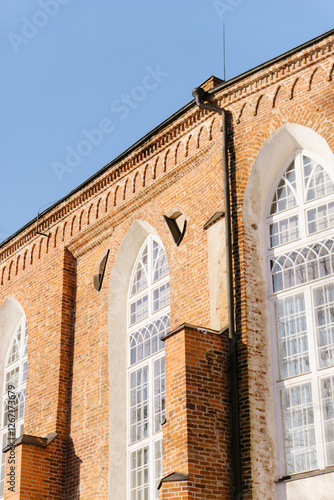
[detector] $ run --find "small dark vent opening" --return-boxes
[93,249,110,291]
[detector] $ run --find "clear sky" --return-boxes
[1,1,333,243]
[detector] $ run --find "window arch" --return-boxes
[267,151,334,476]
[0,316,28,497]
[127,235,169,500]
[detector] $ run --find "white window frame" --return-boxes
[266,150,334,477]
[0,316,28,499]
[127,235,169,500]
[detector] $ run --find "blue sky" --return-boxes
[1,0,333,243]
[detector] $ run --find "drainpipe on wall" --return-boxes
[192,87,242,500]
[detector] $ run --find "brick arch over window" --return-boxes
[242,123,334,499]
[108,221,162,499]
[243,124,334,226]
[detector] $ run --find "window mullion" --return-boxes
[301,273,323,470]
[307,282,324,469]
[295,154,306,242]
[149,358,154,496]
[271,298,281,383]
[315,383,326,470]
[148,236,153,317]
[305,287,317,374]
[313,376,325,469]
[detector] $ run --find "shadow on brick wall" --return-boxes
[64,436,82,499]
[227,111,252,499]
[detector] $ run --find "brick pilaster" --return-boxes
[162,324,232,499]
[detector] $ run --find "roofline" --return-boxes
[0,100,196,249]
[209,28,334,97]
[1,28,334,249]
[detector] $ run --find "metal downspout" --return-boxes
[192,87,242,500]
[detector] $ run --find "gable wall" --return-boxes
[0,31,333,500]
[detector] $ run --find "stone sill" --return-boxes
[276,465,334,483]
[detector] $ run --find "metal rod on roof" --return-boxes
[223,19,226,81]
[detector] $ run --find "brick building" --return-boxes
[1,30,334,499]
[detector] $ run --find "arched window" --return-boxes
[0,316,28,497]
[267,151,334,476]
[127,235,169,499]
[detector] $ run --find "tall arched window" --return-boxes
[127,235,169,500]
[0,316,28,497]
[267,151,334,476]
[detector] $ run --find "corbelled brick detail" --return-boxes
[5,441,63,500]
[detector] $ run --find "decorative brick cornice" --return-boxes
[0,109,212,265]
[66,218,114,259]
[214,33,334,108]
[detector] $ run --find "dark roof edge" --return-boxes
[0,100,195,249]
[209,28,334,97]
[1,29,333,250]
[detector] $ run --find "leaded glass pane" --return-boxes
[23,322,28,356]
[152,283,170,312]
[270,162,297,215]
[17,390,25,420]
[270,215,299,248]
[154,357,166,433]
[307,201,334,234]
[5,366,19,394]
[154,440,163,499]
[275,294,309,379]
[7,331,20,366]
[271,238,334,293]
[130,295,148,325]
[130,315,169,366]
[130,447,150,500]
[281,383,317,474]
[130,366,149,444]
[2,401,8,429]
[22,361,27,384]
[321,376,334,465]
[131,245,148,296]
[303,156,334,202]
[313,283,334,369]
[152,241,169,282]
